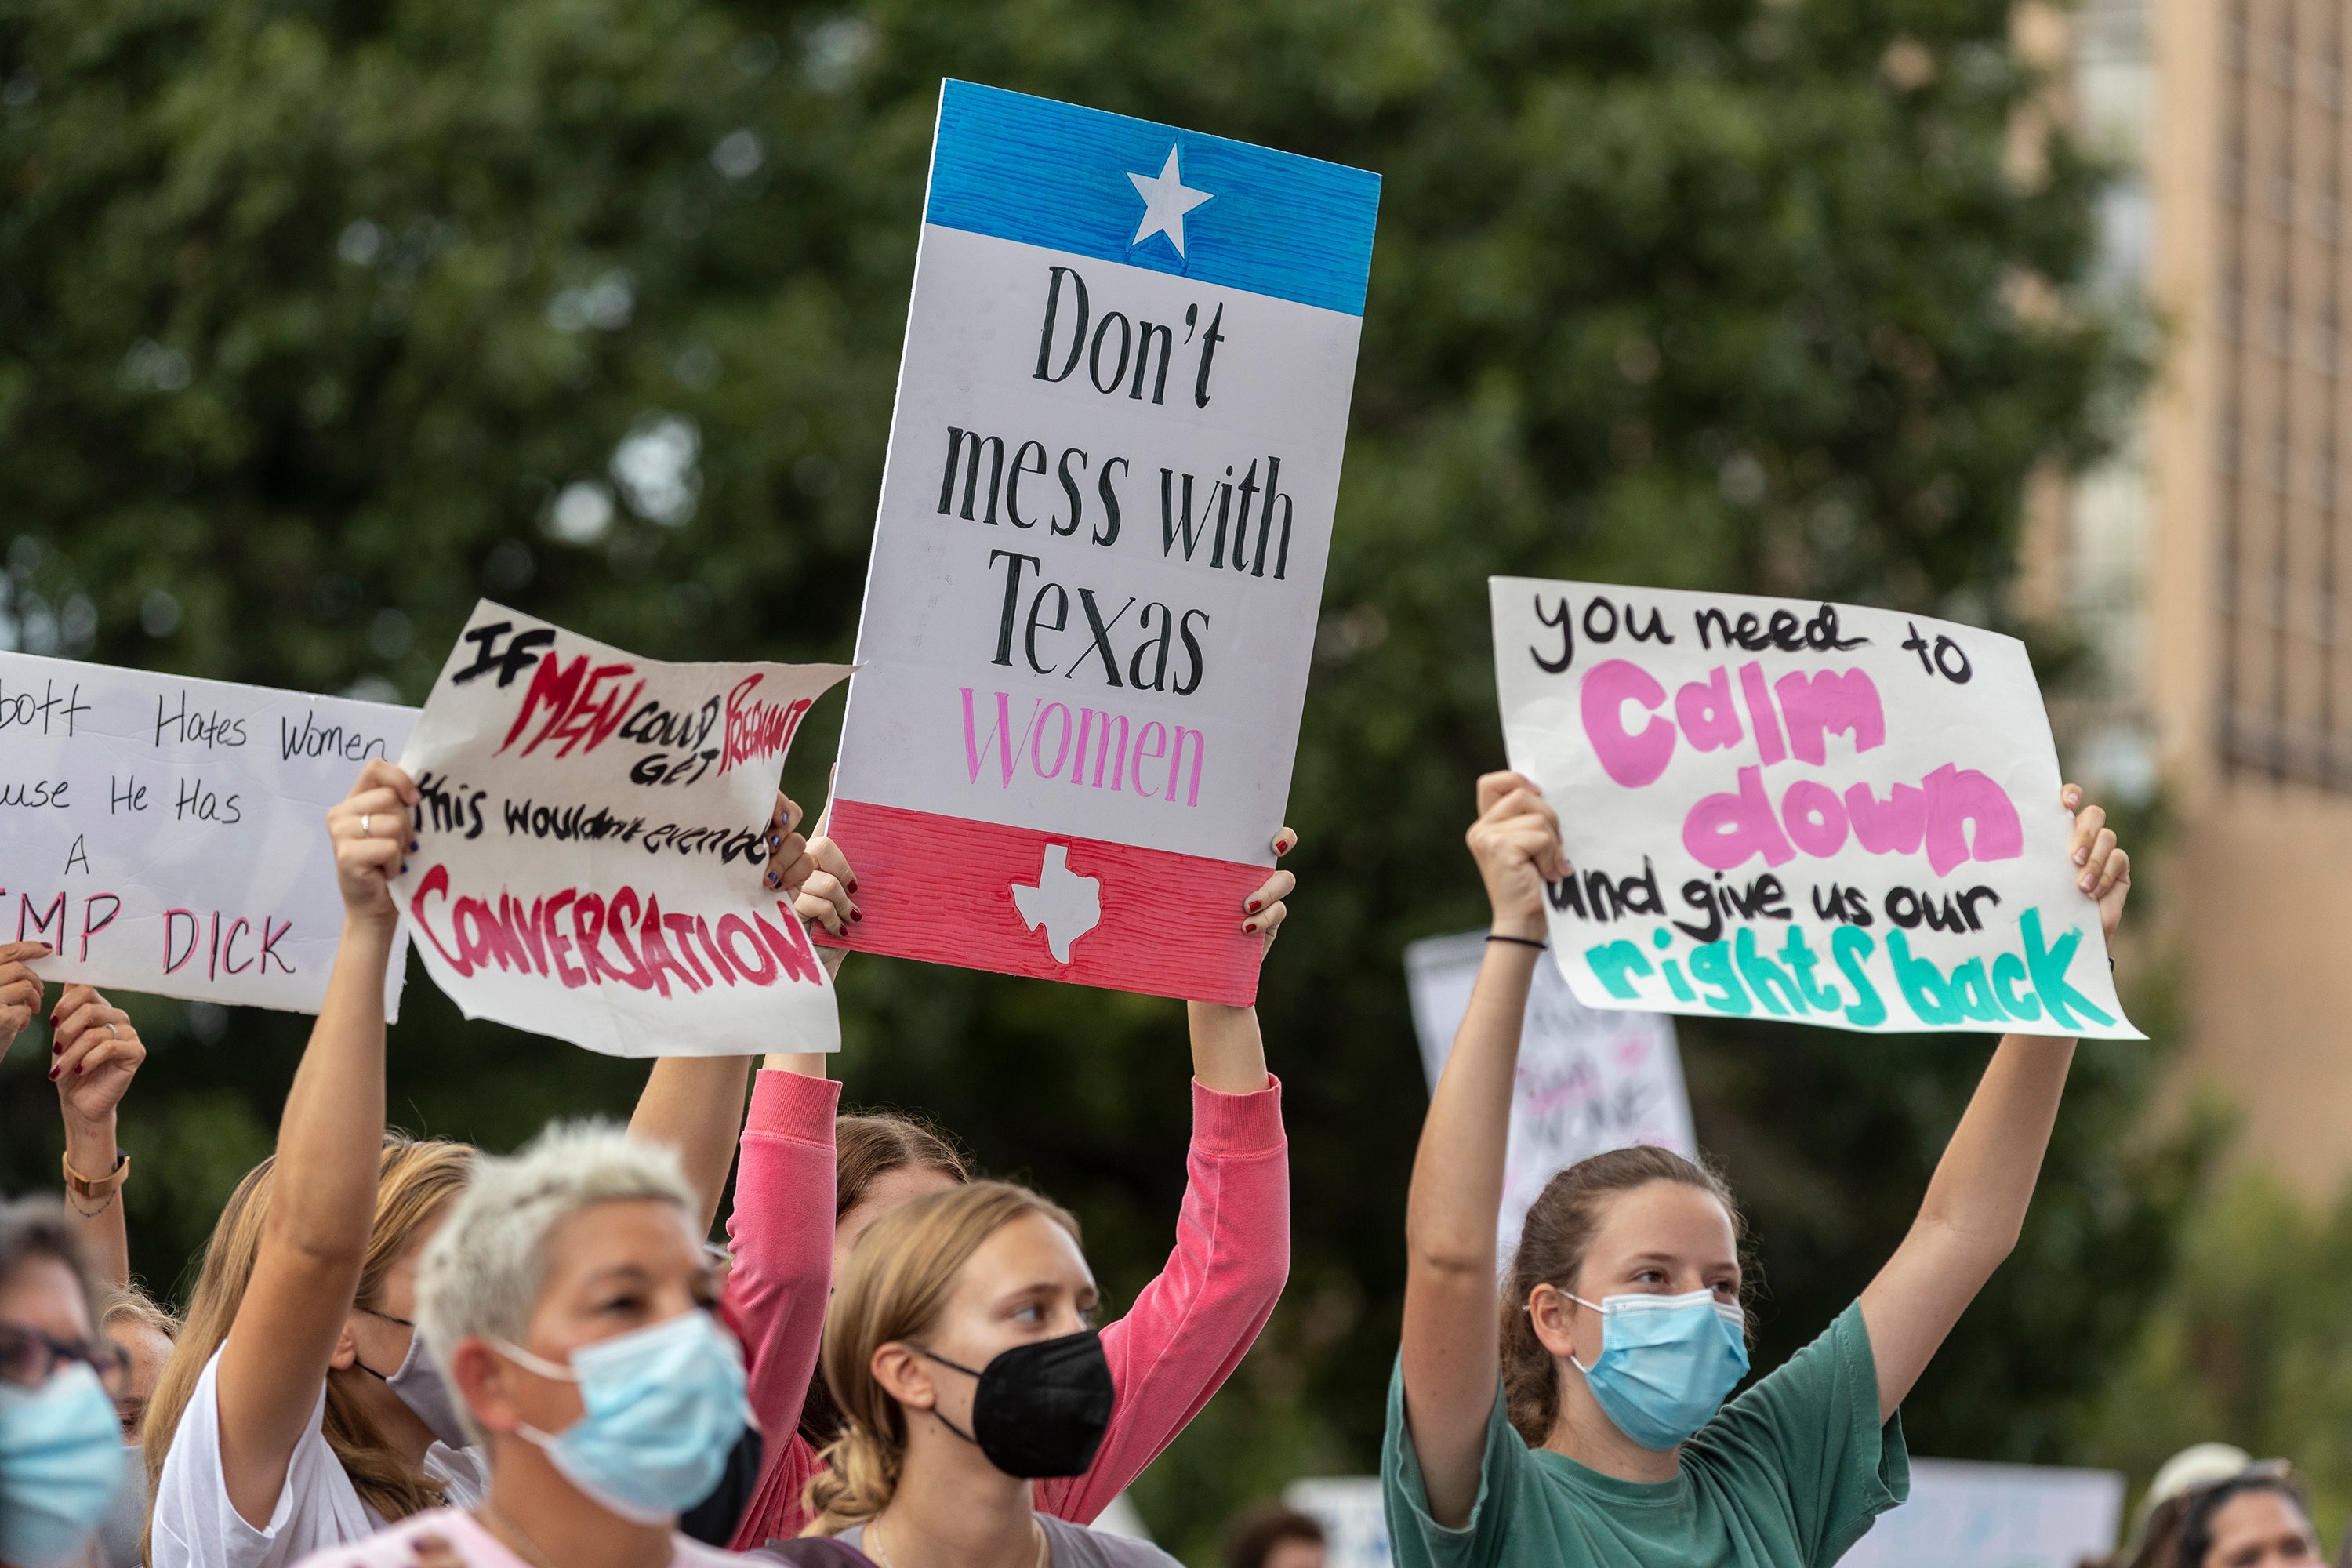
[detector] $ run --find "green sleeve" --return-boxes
[1381,1354,1528,1568]
[1688,1301,1910,1567]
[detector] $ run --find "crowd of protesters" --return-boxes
[6,759,2293,1568]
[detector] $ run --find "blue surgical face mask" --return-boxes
[497,1310,749,1524]
[1566,1287,1748,1451]
[0,1362,130,1568]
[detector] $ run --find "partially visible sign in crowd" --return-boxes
[1406,929,1695,1254]
[1,650,415,1014]
[1840,1458,2125,1568]
[1490,579,2139,1040]
[826,80,1381,1004]
[393,601,851,1057]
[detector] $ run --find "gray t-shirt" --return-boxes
[833,1512,1180,1568]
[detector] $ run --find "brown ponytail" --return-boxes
[1498,1145,1745,1446]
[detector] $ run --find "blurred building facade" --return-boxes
[2034,0,2352,1196]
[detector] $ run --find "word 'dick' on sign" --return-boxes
[393,601,852,1058]
[0,651,416,1015]
[1490,579,2140,1040]
[824,81,1381,1004]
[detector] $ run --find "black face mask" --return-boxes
[914,1330,1114,1479]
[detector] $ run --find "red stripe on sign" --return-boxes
[814,798,1270,1005]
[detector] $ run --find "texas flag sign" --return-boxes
[823,81,1381,1004]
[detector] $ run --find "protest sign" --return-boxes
[824,80,1381,1004]
[1842,1458,2124,1568]
[1490,580,2139,1040]
[392,602,851,1058]
[1406,929,1694,1255]
[1283,1478,1391,1568]
[0,651,412,1014]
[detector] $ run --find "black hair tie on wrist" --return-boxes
[1487,933,1548,950]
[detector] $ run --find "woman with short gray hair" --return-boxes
[289,1122,767,1567]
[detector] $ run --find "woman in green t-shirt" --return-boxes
[1387,771,2132,1568]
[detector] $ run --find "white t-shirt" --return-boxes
[151,1349,487,1568]
[288,1508,755,1566]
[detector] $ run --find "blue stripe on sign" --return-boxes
[925,79,1381,318]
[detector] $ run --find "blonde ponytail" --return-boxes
[800,1181,1079,1536]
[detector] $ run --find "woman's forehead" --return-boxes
[1588,1183,1739,1258]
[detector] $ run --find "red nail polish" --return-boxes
[1247,899,1262,913]
[51,1041,62,1055]
[48,1067,59,1080]
[74,1064,83,1074]
[850,909,863,923]
[847,879,859,893]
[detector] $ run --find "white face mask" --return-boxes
[354,1309,471,1450]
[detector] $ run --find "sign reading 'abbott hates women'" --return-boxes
[393,602,851,1058]
[1491,579,2140,1040]
[823,81,1381,1004]
[1,652,413,1014]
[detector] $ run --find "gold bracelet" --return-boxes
[63,1149,129,1201]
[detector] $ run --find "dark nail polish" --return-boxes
[409,839,419,851]
[48,1067,58,1080]
[74,1064,82,1074]
[51,1041,63,1055]
[849,909,863,923]
[846,879,859,894]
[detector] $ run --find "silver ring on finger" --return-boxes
[106,1022,120,1040]
[361,813,372,836]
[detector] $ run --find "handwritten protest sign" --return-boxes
[392,602,851,1057]
[1492,580,2138,1040]
[0,652,413,1014]
[1842,1458,2124,1568]
[823,81,1381,1004]
[1406,930,1695,1254]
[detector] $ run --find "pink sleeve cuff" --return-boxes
[1189,1073,1285,1155]
[748,1068,841,1139]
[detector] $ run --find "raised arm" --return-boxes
[212,760,416,1529]
[628,793,814,1233]
[1401,772,1566,1528]
[50,983,150,1288]
[1857,786,2130,1423]
[1039,833,1297,1523]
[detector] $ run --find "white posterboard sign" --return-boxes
[1406,930,1694,1256]
[392,602,851,1058]
[1490,579,2139,1040]
[823,80,1380,1006]
[2,651,412,1014]
[1842,1458,2125,1568]
[1284,1478,1390,1568]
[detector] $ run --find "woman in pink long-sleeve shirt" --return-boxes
[717,830,1300,1551]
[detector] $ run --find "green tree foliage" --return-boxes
[0,0,2176,1558]
[2078,1160,2352,1545]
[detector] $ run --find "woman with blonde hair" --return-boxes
[146,762,819,1568]
[805,1180,1184,1568]
[718,830,1297,1549]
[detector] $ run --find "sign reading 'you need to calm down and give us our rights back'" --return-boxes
[823,81,1381,1004]
[1492,579,2140,1040]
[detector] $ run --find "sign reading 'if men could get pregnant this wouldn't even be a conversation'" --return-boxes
[1493,580,2139,1040]
[823,81,1381,1005]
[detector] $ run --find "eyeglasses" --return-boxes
[0,1321,132,1399]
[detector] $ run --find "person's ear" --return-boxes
[328,1316,361,1373]
[871,1342,935,1413]
[448,1338,519,1437]
[1526,1282,1583,1363]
